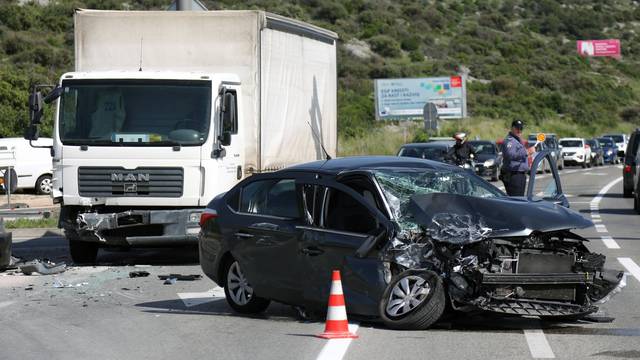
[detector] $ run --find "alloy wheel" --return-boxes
[39,177,52,194]
[385,275,431,317]
[227,261,254,306]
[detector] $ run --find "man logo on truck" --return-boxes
[111,173,150,182]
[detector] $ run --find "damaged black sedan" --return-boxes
[199,153,624,330]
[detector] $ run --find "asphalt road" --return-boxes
[0,163,638,360]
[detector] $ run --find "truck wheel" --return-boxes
[379,270,446,330]
[67,230,99,264]
[35,175,52,195]
[223,259,270,314]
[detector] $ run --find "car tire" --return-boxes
[67,230,99,264]
[223,259,270,314]
[490,171,498,182]
[35,174,52,195]
[379,270,446,330]
[624,187,633,198]
[581,161,587,169]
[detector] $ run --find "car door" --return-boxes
[230,177,304,304]
[295,177,391,312]
[527,150,569,207]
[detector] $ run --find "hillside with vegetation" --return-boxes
[1,0,640,154]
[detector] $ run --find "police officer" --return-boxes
[447,132,476,166]
[501,120,535,196]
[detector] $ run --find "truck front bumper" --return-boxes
[77,208,202,246]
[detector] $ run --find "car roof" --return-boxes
[468,140,495,145]
[401,141,453,148]
[284,156,455,174]
[559,138,583,141]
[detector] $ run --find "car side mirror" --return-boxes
[355,228,387,259]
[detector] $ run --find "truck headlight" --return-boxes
[189,212,201,223]
[484,159,495,167]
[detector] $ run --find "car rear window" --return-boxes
[606,135,624,142]
[239,179,300,218]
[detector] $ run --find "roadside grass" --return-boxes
[4,217,58,229]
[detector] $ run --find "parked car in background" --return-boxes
[560,138,591,168]
[528,133,563,170]
[397,141,454,163]
[603,133,628,158]
[597,137,620,164]
[199,155,624,330]
[587,139,605,166]
[0,138,53,195]
[623,129,640,198]
[468,140,502,181]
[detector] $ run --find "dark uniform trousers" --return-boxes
[504,172,526,196]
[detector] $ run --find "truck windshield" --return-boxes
[58,79,211,146]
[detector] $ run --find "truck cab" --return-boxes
[30,71,243,263]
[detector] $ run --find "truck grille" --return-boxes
[78,167,183,197]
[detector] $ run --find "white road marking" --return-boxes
[177,287,225,307]
[590,177,623,206]
[316,323,359,360]
[524,329,555,358]
[601,236,620,249]
[618,258,640,283]
[617,165,624,169]
[591,214,601,218]
[592,218,602,223]
[595,224,607,233]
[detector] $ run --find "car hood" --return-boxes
[407,193,592,243]
[561,147,584,152]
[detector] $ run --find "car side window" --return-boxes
[239,179,300,218]
[322,188,378,234]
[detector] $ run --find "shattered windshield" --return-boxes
[373,168,503,229]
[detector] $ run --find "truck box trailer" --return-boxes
[26,9,338,263]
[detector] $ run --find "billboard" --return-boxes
[577,39,621,58]
[374,76,467,120]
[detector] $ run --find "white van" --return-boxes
[0,138,53,195]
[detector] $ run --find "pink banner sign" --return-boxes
[577,39,621,58]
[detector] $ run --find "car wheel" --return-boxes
[624,187,633,198]
[35,175,52,195]
[490,171,499,182]
[581,161,587,168]
[67,230,99,264]
[223,259,270,314]
[379,270,446,330]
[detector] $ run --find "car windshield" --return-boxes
[399,147,447,161]
[560,140,583,147]
[598,138,613,147]
[58,79,212,146]
[471,143,495,154]
[605,135,624,142]
[373,168,503,229]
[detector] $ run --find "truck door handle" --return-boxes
[234,232,254,239]
[301,247,324,256]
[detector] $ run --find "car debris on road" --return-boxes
[19,259,66,275]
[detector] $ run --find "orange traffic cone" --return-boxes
[316,270,358,339]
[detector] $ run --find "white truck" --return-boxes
[25,9,338,263]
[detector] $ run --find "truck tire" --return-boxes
[223,258,270,314]
[35,175,52,195]
[379,270,446,330]
[67,230,99,264]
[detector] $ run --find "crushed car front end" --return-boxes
[372,169,625,328]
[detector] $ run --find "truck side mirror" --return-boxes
[24,124,40,141]
[29,91,44,125]
[219,131,231,146]
[43,86,63,104]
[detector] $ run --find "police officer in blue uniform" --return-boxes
[501,120,535,196]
